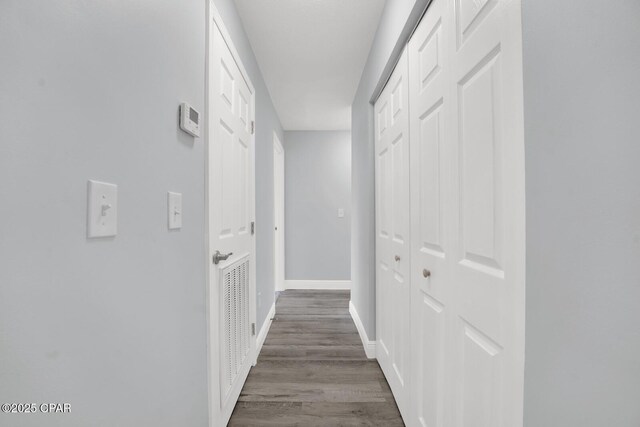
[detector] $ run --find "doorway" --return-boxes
[273,132,285,293]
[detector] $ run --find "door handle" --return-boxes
[395,255,401,262]
[212,250,233,265]
[423,269,431,278]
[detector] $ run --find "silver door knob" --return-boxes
[212,250,233,265]
[395,255,401,262]
[423,269,431,278]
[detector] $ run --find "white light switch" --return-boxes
[87,180,118,238]
[168,192,182,230]
[338,208,345,218]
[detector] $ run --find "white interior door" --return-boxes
[207,20,256,427]
[407,0,526,426]
[374,48,411,420]
[447,0,525,425]
[273,134,285,292]
[408,0,450,425]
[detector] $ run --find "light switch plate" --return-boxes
[168,192,182,230]
[338,208,345,218]
[87,180,118,238]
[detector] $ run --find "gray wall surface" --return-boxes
[522,1,640,426]
[283,131,351,280]
[0,0,281,426]
[350,0,428,338]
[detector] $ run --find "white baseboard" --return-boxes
[255,302,276,364]
[284,280,351,290]
[349,301,376,359]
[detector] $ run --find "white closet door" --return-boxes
[408,0,526,426]
[450,0,525,427]
[448,0,525,425]
[408,0,450,425]
[374,48,411,419]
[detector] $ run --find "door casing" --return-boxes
[273,132,285,292]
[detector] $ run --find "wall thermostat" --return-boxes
[179,102,201,137]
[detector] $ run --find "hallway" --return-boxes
[228,290,403,426]
[2,1,639,426]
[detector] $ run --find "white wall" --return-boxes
[283,131,351,281]
[0,0,282,425]
[522,1,640,426]
[350,0,428,338]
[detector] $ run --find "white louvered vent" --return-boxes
[220,254,250,405]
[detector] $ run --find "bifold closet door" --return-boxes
[407,0,526,426]
[374,48,411,419]
[408,0,450,426]
[447,0,526,424]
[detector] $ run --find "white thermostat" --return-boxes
[179,102,201,137]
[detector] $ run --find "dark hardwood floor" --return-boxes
[228,290,404,426]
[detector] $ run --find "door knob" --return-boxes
[423,269,431,278]
[395,255,401,262]
[212,250,233,265]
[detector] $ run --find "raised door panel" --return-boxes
[235,135,249,236]
[378,100,389,139]
[456,0,498,48]
[219,121,236,239]
[416,292,446,427]
[378,147,392,242]
[219,59,235,109]
[419,100,445,256]
[235,82,252,238]
[391,78,405,125]
[377,261,392,358]
[391,135,407,246]
[456,319,503,427]
[418,21,442,90]
[376,144,392,359]
[458,47,503,277]
[238,89,249,131]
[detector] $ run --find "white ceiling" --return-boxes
[234,0,386,130]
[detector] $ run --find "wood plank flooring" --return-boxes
[228,290,404,426]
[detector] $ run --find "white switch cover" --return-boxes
[168,192,182,230]
[87,180,118,238]
[338,208,345,218]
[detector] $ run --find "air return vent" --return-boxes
[219,254,251,405]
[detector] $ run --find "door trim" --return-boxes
[369,0,434,105]
[272,132,285,292]
[205,2,256,426]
